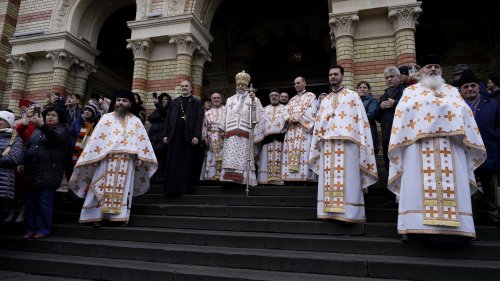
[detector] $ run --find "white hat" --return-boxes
[0,111,15,128]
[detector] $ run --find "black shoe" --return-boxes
[401,234,411,242]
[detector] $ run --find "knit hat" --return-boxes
[83,103,99,118]
[457,69,479,88]
[0,110,15,128]
[418,54,441,67]
[454,64,469,75]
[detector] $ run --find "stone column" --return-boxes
[329,12,359,89]
[46,50,79,96]
[6,54,33,111]
[388,3,422,67]
[73,61,96,100]
[169,34,200,88]
[191,48,212,97]
[126,38,154,98]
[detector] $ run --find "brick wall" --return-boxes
[353,37,396,97]
[0,0,20,108]
[16,0,53,33]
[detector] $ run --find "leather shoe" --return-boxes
[33,233,49,239]
[22,232,33,240]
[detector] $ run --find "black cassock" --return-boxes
[163,95,203,195]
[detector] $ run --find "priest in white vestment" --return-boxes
[200,92,225,181]
[219,71,263,186]
[309,66,378,223]
[69,90,158,225]
[282,77,317,182]
[387,54,486,239]
[254,90,289,185]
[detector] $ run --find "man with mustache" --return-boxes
[387,54,486,241]
[69,89,157,227]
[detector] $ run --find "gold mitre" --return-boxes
[235,70,251,85]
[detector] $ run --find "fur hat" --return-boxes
[454,64,469,75]
[418,54,441,67]
[398,66,409,76]
[457,69,479,88]
[0,110,15,128]
[488,73,500,87]
[42,106,68,124]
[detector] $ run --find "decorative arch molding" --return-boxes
[50,0,139,48]
[191,0,223,29]
[164,0,186,16]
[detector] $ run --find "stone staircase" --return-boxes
[1,184,500,281]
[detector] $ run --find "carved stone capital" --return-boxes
[329,12,359,44]
[388,3,422,33]
[6,54,33,74]
[126,38,154,60]
[192,48,212,67]
[74,61,97,80]
[169,34,201,57]
[46,50,79,70]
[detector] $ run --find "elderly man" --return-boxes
[280,92,289,105]
[69,90,157,226]
[163,80,204,195]
[219,71,263,186]
[458,69,500,226]
[200,92,225,181]
[309,65,377,223]
[376,66,408,171]
[254,90,288,185]
[388,54,486,240]
[282,77,317,183]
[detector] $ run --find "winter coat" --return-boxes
[24,123,69,190]
[361,93,379,150]
[0,130,23,201]
[376,82,408,143]
[148,96,171,153]
[474,96,500,172]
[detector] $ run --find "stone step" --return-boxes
[134,193,391,207]
[54,213,365,236]
[1,235,370,276]
[48,225,500,261]
[0,270,91,281]
[149,185,318,196]
[60,203,397,221]
[0,250,409,281]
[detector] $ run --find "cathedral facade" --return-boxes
[0,0,498,112]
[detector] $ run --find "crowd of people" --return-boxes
[0,54,499,243]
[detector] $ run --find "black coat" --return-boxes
[164,95,203,142]
[376,82,407,143]
[148,103,169,153]
[474,96,500,172]
[24,123,69,190]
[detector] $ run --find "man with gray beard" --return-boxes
[70,90,157,226]
[387,54,486,241]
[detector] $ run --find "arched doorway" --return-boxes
[86,4,136,99]
[203,0,332,103]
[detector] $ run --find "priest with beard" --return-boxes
[219,70,263,186]
[387,54,486,241]
[69,90,157,226]
[163,80,204,195]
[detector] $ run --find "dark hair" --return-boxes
[356,81,371,90]
[42,106,67,124]
[330,65,345,75]
[134,92,144,106]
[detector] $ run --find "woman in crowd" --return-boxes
[19,106,69,239]
[69,102,101,165]
[0,110,24,222]
[357,81,379,154]
[148,92,172,183]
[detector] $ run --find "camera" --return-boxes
[152,92,158,99]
